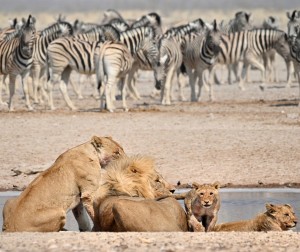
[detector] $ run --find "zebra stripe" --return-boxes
[0,15,36,111]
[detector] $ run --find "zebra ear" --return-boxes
[199,18,205,28]
[245,13,251,23]
[291,10,297,20]
[213,19,217,31]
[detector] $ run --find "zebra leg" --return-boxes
[120,77,129,112]
[0,76,8,106]
[8,75,17,111]
[286,61,294,87]
[246,56,266,91]
[60,68,76,111]
[176,70,186,101]
[127,68,141,100]
[21,73,34,111]
[162,67,175,105]
[31,64,41,104]
[188,69,197,102]
[105,78,117,112]
[196,69,207,101]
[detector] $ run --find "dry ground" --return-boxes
[0,9,300,250]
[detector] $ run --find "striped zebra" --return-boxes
[288,32,300,106]
[210,29,290,91]
[30,21,73,104]
[46,26,154,110]
[0,15,36,111]
[216,12,253,86]
[182,20,221,101]
[153,19,209,105]
[94,41,134,112]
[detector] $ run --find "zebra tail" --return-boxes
[46,54,50,82]
[96,42,110,90]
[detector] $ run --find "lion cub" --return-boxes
[175,182,221,232]
[213,203,298,232]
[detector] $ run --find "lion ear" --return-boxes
[91,136,102,148]
[213,182,221,189]
[192,182,201,189]
[284,204,292,209]
[266,203,276,213]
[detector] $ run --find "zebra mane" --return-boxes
[109,18,129,32]
[41,21,73,37]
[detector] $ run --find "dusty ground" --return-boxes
[0,61,300,250]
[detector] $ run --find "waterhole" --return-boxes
[0,188,299,231]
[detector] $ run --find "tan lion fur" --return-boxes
[2,136,125,232]
[99,196,188,232]
[213,203,298,232]
[92,155,176,231]
[174,182,221,232]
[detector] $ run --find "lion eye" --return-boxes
[200,193,204,196]
[210,192,213,195]
[285,213,290,217]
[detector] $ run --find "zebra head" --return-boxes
[205,20,221,58]
[287,10,300,37]
[20,15,36,57]
[154,54,168,90]
[289,32,300,63]
[263,16,280,29]
[274,32,292,61]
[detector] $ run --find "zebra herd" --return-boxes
[0,9,300,112]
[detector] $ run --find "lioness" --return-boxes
[92,155,177,231]
[2,136,125,232]
[174,182,221,232]
[213,203,298,232]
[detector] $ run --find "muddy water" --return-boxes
[1,188,299,232]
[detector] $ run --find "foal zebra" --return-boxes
[0,15,36,111]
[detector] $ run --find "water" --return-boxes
[1,188,299,232]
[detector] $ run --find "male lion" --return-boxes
[213,203,298,232]
[174,182,221,232]
[2,136,125,232]
[92,155,178,231]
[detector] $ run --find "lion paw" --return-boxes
[189,215,205,232]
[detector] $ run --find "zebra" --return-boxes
[0,15,36,111]
[182,20,221,101]
[46,26,154,110]
[30,21,73,104]
[210,29,290,91]
[153,19,210,105]
[94,41,134,112]
[217,11,253,85]
[288,32,300,106]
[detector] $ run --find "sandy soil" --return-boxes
[0,65,300,250]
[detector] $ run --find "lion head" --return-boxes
[192,182,220,208]
[91,136,125,168]
[266,203,298,230]
[101,155,174,199]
